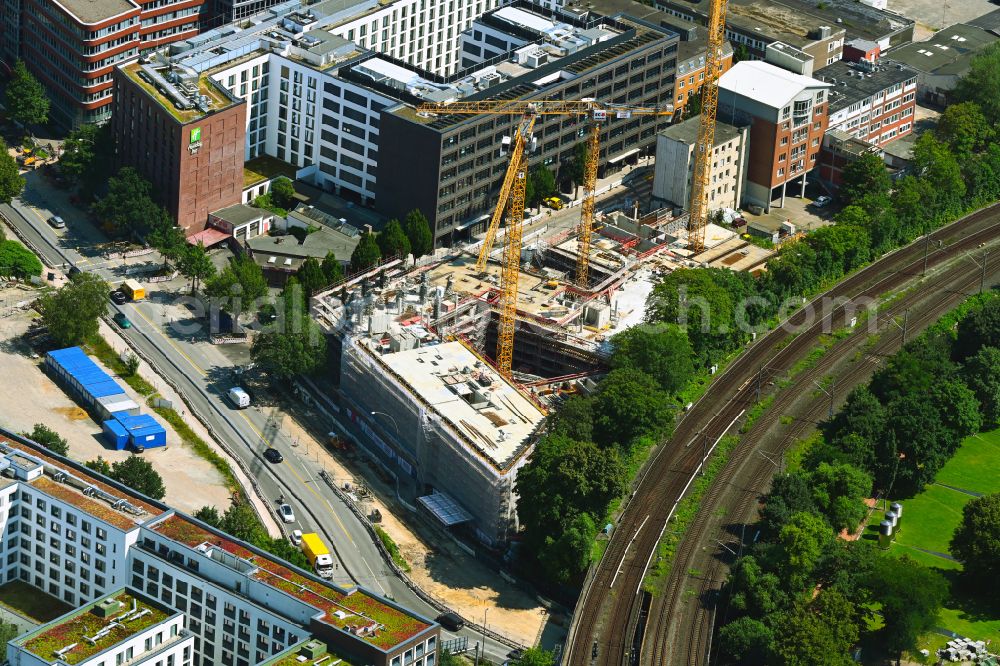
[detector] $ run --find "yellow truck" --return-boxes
[300,532,334,579]
[122,279,145,301]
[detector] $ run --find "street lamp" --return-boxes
[370,411,399,434]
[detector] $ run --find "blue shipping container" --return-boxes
[117,414,167,449]
[102,419,129,450]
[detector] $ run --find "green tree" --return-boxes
[297,257,327,297]
[936,101,993,157]
[23,424,68,456]
[439,651,462,666]
[728,556,786,618]
[39,272,109,346]
[772,591,858,666]
[526,166,556,208]
[109,455,166,500]
[5,60,49,127]
[377,219,412,258]
[808,462,872,532]
[147,220,186,270]
[733,43,751,63]
[206,255,267,310]
[610,323,694,393]
[950,492,1000,594]
[403,209,434,257]
[548,395,594,442]
[568,141,590,195]
[718,615,773,663]
[0,621,20,645]
[929,379,982,441]
[193,505,222,527]
[806,224,872,279]
[250,314,327,380]
[220,501,267,544]
[591,368,674,448]
[123,353,140,377]
[955,41,1000,123]
[0,139,25,204]
[321,251,344,284]
[263,535,310,570]
[839,152,891,206]
[59,124,99,180]
[955,297,1000,360]
[350,231,382,273]
[776,511,832,591]
[0,240,41,279]
[878,394,956,496]
[85,456,112,476]
[517,647,554,666]
[269,177,296,209]
[538,511,596,584]
[822,386,885,473]
[962,346,1000,426]
[177,242,215,295]
[758,472,818,540]
[913,132,966,215]
[867,555,947,661]
[93,167,169,239]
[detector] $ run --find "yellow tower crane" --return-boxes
[687,0,730,254]
[417,100,671,378]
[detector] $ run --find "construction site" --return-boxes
[310,200,770,545]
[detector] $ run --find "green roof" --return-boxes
[19,590,172,665]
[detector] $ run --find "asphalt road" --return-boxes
[1,190,518,662]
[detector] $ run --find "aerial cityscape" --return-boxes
[0,0,998,664]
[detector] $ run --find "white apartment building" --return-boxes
[819,59,918,148]
[0,427,439,666]
[653,116,747,213]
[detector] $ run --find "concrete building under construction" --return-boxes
[312,205,770,545]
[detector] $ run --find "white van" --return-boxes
[227,387,251,409]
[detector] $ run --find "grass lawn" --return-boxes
[891,484,971,557]
[0,581,72,623]
[935,429,1000,495]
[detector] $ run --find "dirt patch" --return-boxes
[0,307,232,514]
[53,406,89,420]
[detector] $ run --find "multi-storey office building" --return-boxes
[154,1,678,246]
[718,60,831,212]
[4,0,204,127]
[652,116,747,212]
[375,2,679,246]
[0,426,438,666]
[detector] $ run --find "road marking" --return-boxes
[280,456,355,545]
[130,305,207,376]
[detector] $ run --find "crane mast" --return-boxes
[688,0,730,254]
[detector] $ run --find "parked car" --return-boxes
[278,503,295,523]
[112,312,131,329]
[543,196,564,210]
[110,290,128,305]
[290,529,303,547]
[507,649,525,661]
[47,215,65,229]
[812,195,832,208]
[263,447,283,464]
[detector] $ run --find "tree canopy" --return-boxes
[610,323,694,394]
[93,168,172,239]
[321,251,344,284]
[0,139,24,205]
[23,424,68,456]
[100,455,167,500]
[269,177,296,209]
[591,367,674,449]
[177,242,215,295]
[350,232,382,273]
[377,219,411,259]
[39,272,109,347]
[251,311,327,380]
[403,209,434,257]
[839,152,892,206]
[5,61,49,127]
[950,492,1000,595]
[205,254,267,312]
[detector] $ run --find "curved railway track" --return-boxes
[564,204,1000,666]
[649,245,1000,666]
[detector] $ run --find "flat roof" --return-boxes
[819,60,917,115]
[152,515,432,649]
[121,61,240,124]
[212,204,269,227]
[55,0,136,25]
[719,60,830,109]
[659,115,741,146]
[890,23,998,75]
[263,639,354,666]
[18,590,172,665]
[383,341,545,467]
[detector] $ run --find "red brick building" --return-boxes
[7,0,203,127]
[718,60,831,212]
[111,57,246,234]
